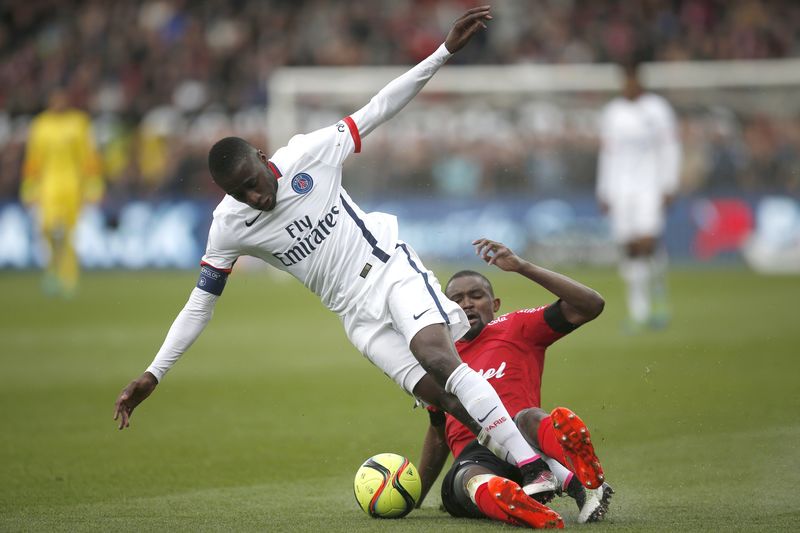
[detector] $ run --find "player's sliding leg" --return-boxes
[516,406,605,489]
[448,462,563,529]
[478,429,558,503]
[541,456,613,524]
[409,326,552,498]
[549,407,605,489]
[489,407,613,523]
[516,405,609,511]
[515,408,568,466]
[479,421,613,523]
[480,476,564,529]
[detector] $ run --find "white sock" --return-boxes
[620,257,651,323]
[481,433,572,491]
[543,456,573,491]
[478,428,516,465]
[466,473,497,503]
[446,363,538,466]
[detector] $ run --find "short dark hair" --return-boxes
[446,270,494,296]
[208,136,256,182]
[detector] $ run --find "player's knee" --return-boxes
[409,325,460,385]
[413,375,454,411]
[514,407,548,447]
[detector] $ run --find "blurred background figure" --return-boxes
[20,89,103,297]
[596,61,681,331]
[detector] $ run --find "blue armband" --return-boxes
[196,263,229,296]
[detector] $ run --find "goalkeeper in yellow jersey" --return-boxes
[21,90,103,297]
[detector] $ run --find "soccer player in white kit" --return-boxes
[113,6,556,498]
[596,61,682,330]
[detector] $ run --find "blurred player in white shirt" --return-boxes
[596,61,682,330]
[113,6,558,500]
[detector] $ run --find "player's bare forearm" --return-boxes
[517,262,604,324]
[351,6,491,138]
[473,238,604,324]
[444,6,492,54]
[416,424,450,507]
[113,371,158,430]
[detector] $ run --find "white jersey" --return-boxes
[596,92,681,204]
[145,43,454,382]
[202,119,396,314]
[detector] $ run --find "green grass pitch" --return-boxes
[1,266,798,531]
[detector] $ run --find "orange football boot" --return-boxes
[487,477,564,529]
[550,407,605,489]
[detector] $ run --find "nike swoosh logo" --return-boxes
[413,308,433,320]
[477,406,498,423]
[244,212,262,227]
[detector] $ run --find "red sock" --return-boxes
[537,415,568,467]
[473,480,519,525]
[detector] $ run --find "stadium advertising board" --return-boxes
[0,195,797,272]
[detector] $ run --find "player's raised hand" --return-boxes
[444,5,492,54]
[473,238,524,272]
[113,372,158,430]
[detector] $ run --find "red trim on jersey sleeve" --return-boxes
[267,160,282,178]
[343,116,361,153]
[200,260,232,274]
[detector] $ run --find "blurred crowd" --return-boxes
[1,0,799,202]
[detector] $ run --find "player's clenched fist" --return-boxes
[445,5,493,54]
[113,372,158,430]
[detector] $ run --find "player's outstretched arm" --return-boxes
[350,6,492,138]
[113,286,219,430]
[473,238,604,325]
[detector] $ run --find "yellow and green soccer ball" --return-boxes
[353,453,422,518]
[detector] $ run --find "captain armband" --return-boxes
[196,263,230,296]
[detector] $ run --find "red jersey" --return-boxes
[444,304,573,458]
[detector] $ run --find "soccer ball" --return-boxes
[353,453,422,518]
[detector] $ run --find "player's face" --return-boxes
[445,275,500,341]
[218,150,278,211]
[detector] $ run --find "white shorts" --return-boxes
[341,242,469,395]
[608,192,665,243]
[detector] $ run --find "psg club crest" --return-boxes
[291,173,314,194]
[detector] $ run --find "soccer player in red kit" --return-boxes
[415,238,613,527]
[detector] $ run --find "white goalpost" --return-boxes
[267,58,800,151]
